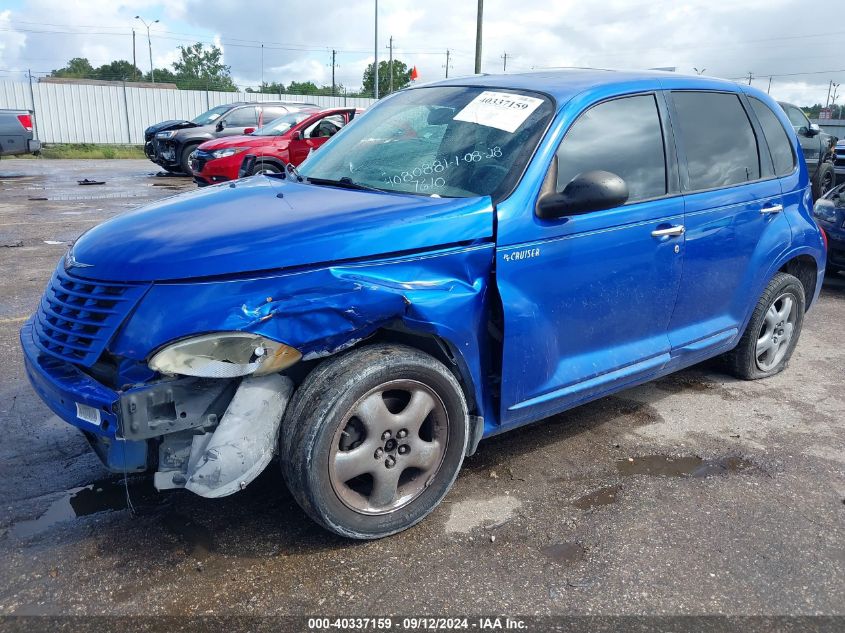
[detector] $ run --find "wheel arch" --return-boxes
[778,253,818,312]
[252,155,287,172]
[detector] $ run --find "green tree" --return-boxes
[171,43,237,91]
[50,57,95,78]
[144,67,179,85]
[95,60,142,81]
[362,59,411,98]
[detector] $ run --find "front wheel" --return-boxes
[281,344,469,539]
[722,272,805,380]
[251,161,282,176]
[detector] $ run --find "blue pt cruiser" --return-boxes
[21,71,825,539]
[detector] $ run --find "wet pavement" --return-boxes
[0,159,843,616]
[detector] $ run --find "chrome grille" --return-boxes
[33,264,147,366]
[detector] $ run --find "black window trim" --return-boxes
[747,96,799,179]
[667,89,783,195]
[545,90,681,209]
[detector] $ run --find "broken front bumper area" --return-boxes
[21,319,292,497]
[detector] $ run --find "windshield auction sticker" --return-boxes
[453,91,545,133]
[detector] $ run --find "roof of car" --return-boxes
[226,101,318,107]
[425,68,746,106]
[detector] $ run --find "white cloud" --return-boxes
[0,0,842,105]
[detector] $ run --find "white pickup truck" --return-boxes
[0,109,40,156]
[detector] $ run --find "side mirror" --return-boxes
[808,123,821,137]
[291,131,303,141]
[537,170,629,219]
[215,120,225,132]
[243,127,255,135]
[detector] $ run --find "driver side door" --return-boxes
[289,114,347,165]
[497,92,685,427]
[215,107,258,138]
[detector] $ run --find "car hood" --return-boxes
[198,135,281,151]
[145,120,196,135]
[68,176,494,282]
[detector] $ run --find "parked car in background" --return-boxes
[832,139,845,185]
[813,183,845,274]
[779,101,836,199]
[191,107,361,186]
[144,101,317,175]
[0,109,40,156]
[21,71,825,540]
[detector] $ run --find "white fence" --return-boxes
[0,80,376,145]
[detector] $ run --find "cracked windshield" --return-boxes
[298,86,554,198]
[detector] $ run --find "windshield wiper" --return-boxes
[306,176,385,193]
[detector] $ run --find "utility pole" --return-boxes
[693,67,705,75]
[260,44,264,90]
[474,0,483,74]
[132,29,137,81]
[444,49,452,78]
[501,52,509,72]
[331,49,337,96]
[135,16,159,84]
[373,0,379,99]
[746,71,753,85]
[826,80,833,108]
[767,76,772,94]
[386,36,394,94]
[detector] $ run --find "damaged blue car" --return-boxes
[21,70,825,539]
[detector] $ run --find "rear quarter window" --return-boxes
[749,97,796,177]
[671,91,760,191]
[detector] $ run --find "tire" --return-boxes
[812,162,835,201]
[251,162,282,175]
[281,343,469,539]
[179,143,200,176]
[722,272,805,380]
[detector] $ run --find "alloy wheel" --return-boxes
[755,292,798,371]
[328,379,448,515]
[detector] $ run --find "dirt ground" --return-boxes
[0,159,843,617]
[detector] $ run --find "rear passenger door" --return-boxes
[666,91,791,359]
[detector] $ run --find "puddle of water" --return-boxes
[617,455,751,478]
[161,513,214,554]
[541,542,585,565]
[573,484,621,510]
[11,477,163,538]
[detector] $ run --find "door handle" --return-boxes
[760,204,783,214]
[651,225,685,238]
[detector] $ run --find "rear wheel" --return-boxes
[722,272,805,380]
[281,344,468,539]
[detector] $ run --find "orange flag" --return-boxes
[410,66,419,81]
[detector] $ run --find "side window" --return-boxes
[258,106,286,124]
[750,98,796,177]
[225,107,258,127]
[784,105,809,131]
[556,94,667,203]
[671,92,760,190]
[306,114,346,138]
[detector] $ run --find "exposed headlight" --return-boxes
[155,130,178,139]
[149,332,301,378]
[211,147,248,159]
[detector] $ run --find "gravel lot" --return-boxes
[0,159,843,617]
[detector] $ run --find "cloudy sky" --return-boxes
[1,0,844,105]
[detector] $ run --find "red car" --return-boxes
[190,107,361,186]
